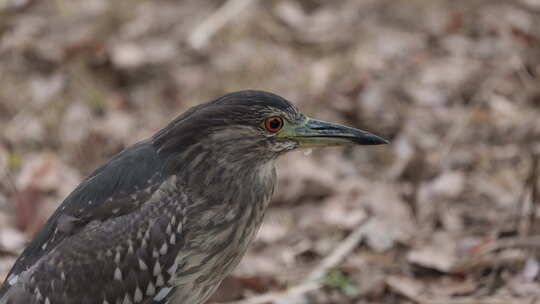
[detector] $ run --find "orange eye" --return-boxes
[264,116,284,133]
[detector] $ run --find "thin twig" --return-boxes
[188,0,258,50]
[477,236,540,254]
[306,220,367,281]
[416,296,537,304]
[387,275,539,304]
[517,152,539,236]
[528,154,539,232]
[224,281,321,304]
[224,217,370,304]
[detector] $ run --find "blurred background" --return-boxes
[1,0,540,303]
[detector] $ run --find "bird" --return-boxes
[0,90,387,304]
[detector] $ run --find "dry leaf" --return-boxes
[429,277,477,297]
[407,232,458,273]
[386,275,425,300]
[0,227,26,252]
[360,184,415,251]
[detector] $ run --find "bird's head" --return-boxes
[153,90,387,168]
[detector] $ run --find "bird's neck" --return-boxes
[176,144,277,258]
[174,142,277,206]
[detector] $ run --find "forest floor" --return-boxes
[1,0,540,303]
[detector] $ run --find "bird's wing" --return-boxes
[0,139,168,296]
[0,173,187,303]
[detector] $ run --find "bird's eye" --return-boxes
[264,116,284,133]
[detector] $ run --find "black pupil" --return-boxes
[269,118,281,130]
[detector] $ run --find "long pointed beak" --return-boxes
[292,118,389,147]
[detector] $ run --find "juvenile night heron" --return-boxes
[0,90,387,304]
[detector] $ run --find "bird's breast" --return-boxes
[166,163,276,303]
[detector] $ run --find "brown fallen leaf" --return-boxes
[360,184,416,252]
[428,276,477,297]
[407,231,458,273]
[386,275,425,300]
[0,227,26,254]
[14,153,80,232]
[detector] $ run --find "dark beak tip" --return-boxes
[301,118,389,146]
[364,137,389,145]
[357,133,389,145]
